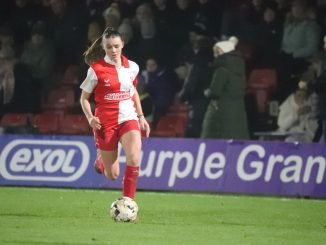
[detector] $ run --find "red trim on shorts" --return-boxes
[94,120,140,151]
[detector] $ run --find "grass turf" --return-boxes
[0,187,325,245]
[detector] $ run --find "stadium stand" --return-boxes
[0,112,29,127]
[152,113,188,137]
[31,113,60,134]
[58,64,81,88]
[247,69,278,114]
[0,112,31,133]
[58,114,91,135]
[41,88,76,112]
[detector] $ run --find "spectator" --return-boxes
[136,70,154,121]
[312,34,326,142]
[201,36,249,139]
[281,0,320,60]
[48,0,88,67]
[175,25,207,69]
[252,4,283,69]
[133,3,154,33]
[241,0,267,43]
[192,0,222,38]
[151,0,175,56]
[277,80,318,143]
[247,0,267,23]
[85,0,110,20]
[178,36,213,138]
[133,15,166,69]
[87,20,104,46]
[272,0,291,24]
[172,0,196,51]
[116,0,141,19]
[20,21,56,91]
[277,0,321,101]
[220,0,243,40]
[118,18,136,59]
[102,4,121,30]
[8,0,39,55]
[0,44,15,112]
[80,19,105,79]
[14,20,56,112]
[0,25,15,111]
[221,0,261,43]
[140,57,178,128]
[0,25,15,56]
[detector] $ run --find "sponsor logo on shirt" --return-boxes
[104,91,131,101]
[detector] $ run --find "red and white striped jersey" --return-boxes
[80,55,139,127]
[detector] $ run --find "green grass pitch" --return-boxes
[0,187,325,245]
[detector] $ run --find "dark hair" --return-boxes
[83,27,122,65]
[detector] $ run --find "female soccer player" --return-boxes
[80,27,150,200]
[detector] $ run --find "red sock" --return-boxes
[122,165,139,199]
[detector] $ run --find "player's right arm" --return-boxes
[80,91,101,130]
[80,67,101,130]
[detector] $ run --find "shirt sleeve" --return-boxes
[80,67,98,93]
[129,60,139,87]
[133,77,138,87]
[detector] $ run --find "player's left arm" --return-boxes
[133,89,150,137]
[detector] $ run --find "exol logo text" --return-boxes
[0,140,90,182]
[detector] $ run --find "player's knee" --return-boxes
[126,153,140,166]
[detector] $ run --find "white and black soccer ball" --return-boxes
[109,197,139,222]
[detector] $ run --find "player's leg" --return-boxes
[119,121,142,199]
[99,149,120,180]
[94,148,104,174]
[93,126,120,180]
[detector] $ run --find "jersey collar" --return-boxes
[104,55,130,68]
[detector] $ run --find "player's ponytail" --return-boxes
[84,36,104,65]
[83,27,122,65]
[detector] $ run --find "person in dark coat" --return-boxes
[201,36,249,139]
[312,34,326,142]
[178,36,213,138]
[252,5,283,69]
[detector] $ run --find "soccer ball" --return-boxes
[109,197,139,222]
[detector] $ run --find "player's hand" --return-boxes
[139,117,150,137]
[88,116,101,130]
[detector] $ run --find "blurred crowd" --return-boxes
[0,0,325,142]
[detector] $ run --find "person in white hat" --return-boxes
[201,36,249,139]
[212,36,239,55]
